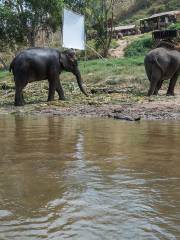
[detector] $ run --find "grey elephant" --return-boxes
[9,48,88,106]
[144,42,180,96]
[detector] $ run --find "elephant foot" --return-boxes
[47,98,55,102]
[147,89,154,96]
[21,98,26,105]
[59,96,66,101]
[166,92,175,96]
[14,101,24,106]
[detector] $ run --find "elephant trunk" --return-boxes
[74,69,88,96]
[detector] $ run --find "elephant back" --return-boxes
[155,40,180,52]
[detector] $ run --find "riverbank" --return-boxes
[0,56,180,120]
[1,96,180,120]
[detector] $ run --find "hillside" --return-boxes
[116,0,180,24]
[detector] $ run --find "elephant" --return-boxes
[9,48,88,106]
[144,42,180,96]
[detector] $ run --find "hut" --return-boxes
[112,25,138,38]
[140,10,180,33]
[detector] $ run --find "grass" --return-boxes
[79,56,146,89]
[0,70,10,79]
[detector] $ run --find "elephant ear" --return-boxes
[66,49,77,63]
[59,52,68,69]
[60,50,77,69]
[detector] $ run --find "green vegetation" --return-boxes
[124,35,153,57]
[0,71,10,79]
[0,0,119,57]
[0,0,64,49]
[79,39,120,60]
[1,0,179,60]
[168,22,180,30]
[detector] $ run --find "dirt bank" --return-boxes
[108,35,141,58]
[1,92,180,120]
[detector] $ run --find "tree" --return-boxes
[0,0,125,57]
[86,0,122,57]
[0,0,63,48]
[0,4,24,49]
[64,0,86,14]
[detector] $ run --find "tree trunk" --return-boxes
[27,30,36,47]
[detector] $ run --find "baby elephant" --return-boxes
[10,48,88,106]
[144,43,180,96]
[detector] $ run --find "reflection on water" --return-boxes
[0,116,180,240]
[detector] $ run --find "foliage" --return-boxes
[118,0,151,23]
[0,0,63,48]
[0,5,24,49]
[0,0,121,56]
[64,0,86,14]
[77,38,119,60]
[164,0,180,11]
[82,0,123,57]
[117,0,180,24]
[124,35,153,57]
[168,22,180,30]
[0,70,9,79]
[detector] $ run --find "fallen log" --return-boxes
[108,113,141,121]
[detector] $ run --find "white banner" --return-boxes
[63,8,85,50]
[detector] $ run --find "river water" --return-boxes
[0,116,179,240]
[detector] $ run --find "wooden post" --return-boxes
[157,17,160,30]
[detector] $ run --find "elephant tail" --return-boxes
[153,56,164,74]
[9,57,17,74]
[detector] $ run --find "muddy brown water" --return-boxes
[0,116,179,240]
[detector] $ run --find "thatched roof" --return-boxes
[113,25,136,31]
[151,10,180,18]
[140,10,180,21]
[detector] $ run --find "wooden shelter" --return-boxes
[140,10,180,33]
[112,25,138,38]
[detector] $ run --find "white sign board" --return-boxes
[63,9,85,50]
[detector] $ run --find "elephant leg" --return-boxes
[47,80,56,101]
[166,72,179,96]
[14,79,27,106]
[56,80,65,100]
[21,93,25,105]
[153,80,163,95]
[147,67,161,96]
[147,77,159,96]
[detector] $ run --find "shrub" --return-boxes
[124,36,153,57]
[168,22,180,30]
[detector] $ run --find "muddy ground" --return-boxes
[1,86,180,121]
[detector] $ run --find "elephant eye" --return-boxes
[69,57,78,66]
